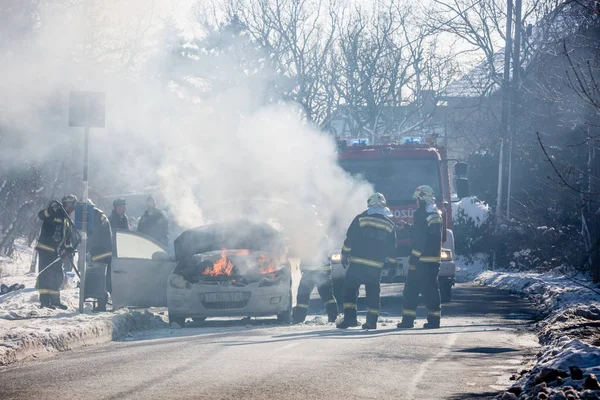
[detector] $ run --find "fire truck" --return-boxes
[331,136,469,303]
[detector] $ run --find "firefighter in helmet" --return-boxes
[35,195,79,309]
[87,200,113,312]
[398,185,443,329]
[337,193,397,330]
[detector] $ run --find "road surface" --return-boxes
[0,283,539,400]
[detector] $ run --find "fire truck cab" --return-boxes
[333,137,469,303]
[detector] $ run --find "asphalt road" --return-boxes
[0,283,539,400]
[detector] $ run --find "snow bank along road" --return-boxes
[0,284,539,400]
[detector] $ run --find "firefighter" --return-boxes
[109,197,129,231]
[137,195,169,247]
[337,193,397,330]
[35,195,79,309]
[292,256,339,324]
[398,185,443,329]
[87,200,113,312]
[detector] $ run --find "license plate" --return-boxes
[203,292,244,302]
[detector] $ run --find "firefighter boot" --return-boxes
[39,293,52,308]
[336,308,359,329]
[397,317,415,329]
[292,305,308,324]
[325,301,339,323]
[423,311,440,329]
[362,311,378,330]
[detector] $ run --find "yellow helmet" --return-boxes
[367,192,387,207]
[414,185,435,204]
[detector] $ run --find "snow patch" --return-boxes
[452,196,490,227]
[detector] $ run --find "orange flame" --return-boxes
[258,254,279,274]
[202,249,234,276]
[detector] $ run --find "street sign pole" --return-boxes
[69,90,105,314]
[78,126,90,313]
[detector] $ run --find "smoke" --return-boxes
[0,0,373,254]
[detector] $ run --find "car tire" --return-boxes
[277,289,292,324]
[439,277,453,303]
[168,313,186,327]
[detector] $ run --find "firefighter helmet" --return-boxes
[367,192,387,207]
[61,194,78,205]
[414,185,435,204]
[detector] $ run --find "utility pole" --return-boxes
[507,0,522,217]
[496,0,513,224]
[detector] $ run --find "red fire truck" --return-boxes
[331,137,469,303]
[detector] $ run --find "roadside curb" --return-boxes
[0,310,167,366]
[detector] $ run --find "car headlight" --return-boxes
[441,249,453,261]
[170,275,191,289]
[330,253,342,263]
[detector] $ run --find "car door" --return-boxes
[111,230,176,308]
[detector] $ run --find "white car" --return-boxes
[109,220,302,326]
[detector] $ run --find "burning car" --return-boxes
[167,220,300,326]
[109,219,301,326]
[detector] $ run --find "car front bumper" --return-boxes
[167,277,291,318]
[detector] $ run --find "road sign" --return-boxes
[69,91,105,128]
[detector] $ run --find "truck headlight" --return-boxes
[330,253,342,263]
[441,249,453,261]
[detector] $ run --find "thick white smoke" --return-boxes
[0,0,373,255]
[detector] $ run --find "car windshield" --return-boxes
[339,158,442,205]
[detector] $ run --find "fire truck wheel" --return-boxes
[168,313,186,327]
[277,289,293,324]
[439,278,453,303]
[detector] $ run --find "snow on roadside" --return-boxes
[1,244,168,367]
[455,254,488,283]
[452,196,490,227]
[471,269,600,399]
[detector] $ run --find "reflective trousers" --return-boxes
[342,263,381,327]
[37,250,63,307]
[402,263,441,324]
[293,270,338,322]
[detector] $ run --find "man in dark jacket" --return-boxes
[36,194,79,309]
[137,195,169,247]
[398,185,444,329]
[109,197,129,231]
[337,193,397,330]
[87,201,113,312]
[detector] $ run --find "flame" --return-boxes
[202,249,234,276]
[258,254,279,274]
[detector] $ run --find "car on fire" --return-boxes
[109,200,308,326]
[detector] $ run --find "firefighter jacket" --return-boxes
[341,211,397,269]
[109,211,129,231]
[408,204,443,266]
[36,204,78,255]
[88,207,113,263]
[137,209,169,247]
